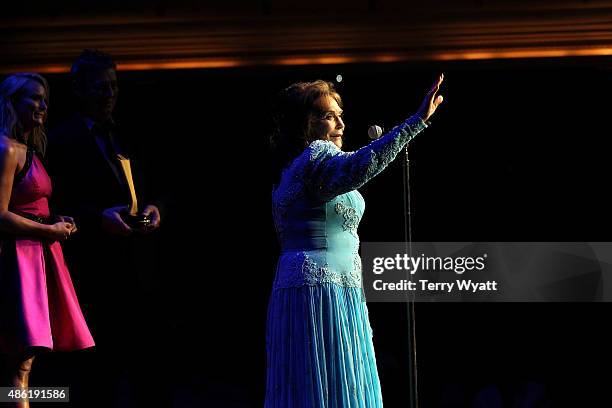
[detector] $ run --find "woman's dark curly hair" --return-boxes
[270,80,342,184]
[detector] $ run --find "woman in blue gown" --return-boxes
[267,75,444,407]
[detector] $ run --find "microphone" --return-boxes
[368,124,383,140]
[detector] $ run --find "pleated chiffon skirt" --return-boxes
[265,284,383,407]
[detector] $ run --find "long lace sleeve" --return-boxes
[304,115,427,201]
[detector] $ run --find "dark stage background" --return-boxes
[9,56,612,406]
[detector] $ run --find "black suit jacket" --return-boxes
[46,114,162,308]
[47,115,147,236]
[46,116,166,380]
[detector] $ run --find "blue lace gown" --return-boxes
[267,115,427,407]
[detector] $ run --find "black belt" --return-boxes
[13,211,53,225]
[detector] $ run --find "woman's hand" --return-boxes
[416,74,444,122]
[47,221,75,241]
[56,215,77,234]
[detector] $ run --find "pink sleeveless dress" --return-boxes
[0,149,94,353]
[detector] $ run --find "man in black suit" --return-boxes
[47,49,165,407]
[48,49,161,237]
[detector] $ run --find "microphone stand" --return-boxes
[403,145,419,408]
[369,123,419,406]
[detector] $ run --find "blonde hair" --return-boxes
[0,73,49,156]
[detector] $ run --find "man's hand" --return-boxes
[141,204,161,233]
[102,205,132,236]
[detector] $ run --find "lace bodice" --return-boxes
[272,115,427,289]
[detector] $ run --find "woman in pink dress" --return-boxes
[0,73,94,406]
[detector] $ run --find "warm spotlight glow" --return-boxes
[5,46,612,74]
[2,7,612,74]
[371,55,404,63]
[272,56,354,66]
[434,47,612,60]
[118,60,246,70]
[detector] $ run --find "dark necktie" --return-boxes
[92,123,125,185]
[102,132,118,162]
